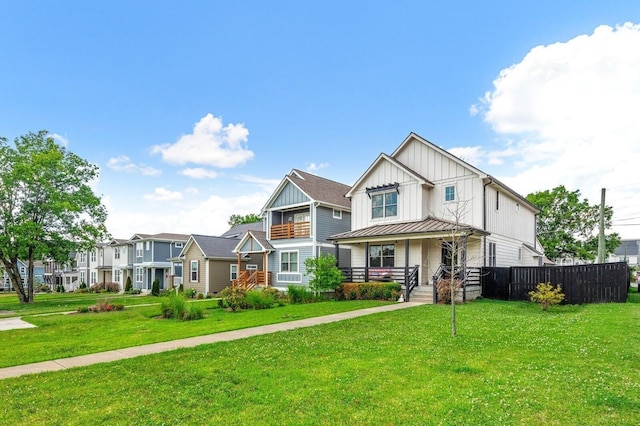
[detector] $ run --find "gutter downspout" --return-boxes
[483,178,493,267]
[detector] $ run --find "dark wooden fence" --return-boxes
[482,262,630,304]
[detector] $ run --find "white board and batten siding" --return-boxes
[350,159,425,230]
[484,187,537,244]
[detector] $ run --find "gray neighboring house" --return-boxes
[233,169,351,289]
[128,233,190,291]
[2,260,45,291]
[609,239,640,281]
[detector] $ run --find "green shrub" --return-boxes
[151,278,160,296]
[124,276,132,292]
[56,285,65,293]
[37,284,51,293]
[182,304,203,321]
[287,285,317,304]
[245,289,276,310]
[335,282,401,301]
[160,293,204,321]
[185,287,196,299]
[529,282,565,311]
[219,287,247,311]
[79,282,87,289]
[304,254,344,292]
[196,292,204,300]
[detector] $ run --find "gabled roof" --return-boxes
[108,238,129,246]
[233,230,274,254]
[328,216,488,243]
[345,153,434,198]
[262,169,351,212]
[181,234,242,259]
[128,233,190,242]
[219,221,264,239]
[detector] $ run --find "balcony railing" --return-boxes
[270,222,311,240]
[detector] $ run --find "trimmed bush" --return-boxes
[90,282,120,293]
[151,278,160,296]
[124,276,132,292]
[335,282,401,301]
[219,287,247,311]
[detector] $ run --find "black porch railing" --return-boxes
[338,266,420,301]
[432,264,481,303]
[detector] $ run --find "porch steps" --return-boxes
[407,285,434,304]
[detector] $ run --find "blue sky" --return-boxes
[2,1,640,239]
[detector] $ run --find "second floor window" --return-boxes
[114,247,120,260]
[372,192,397,219]
[79,253,86,263]
[136,243,143,257]
[445,185,456,202]
[90,251,96,262]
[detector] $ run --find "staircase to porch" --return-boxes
[232,271,271,290]
[405,284,434,304]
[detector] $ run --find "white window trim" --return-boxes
[333,209,342,219]
[90,251,96,262]
[280,250,299,273]
[136,243,143,258]
[444,185,456,202]
[371,191,398,219]
[190,260,198,282]
[175,242,184,248]
[230,264,238,281]
[135,267,143,283]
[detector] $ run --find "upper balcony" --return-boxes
[270,221,311,240]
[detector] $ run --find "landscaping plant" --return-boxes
[529,282,565,311]
[304,253,344,293]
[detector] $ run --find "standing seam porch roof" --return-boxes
[328,217,488,242]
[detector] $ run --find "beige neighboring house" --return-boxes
[178,222,264,295]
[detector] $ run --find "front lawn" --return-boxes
[0,299,390,367]
[0,292,161,317]
[1,296,639,425]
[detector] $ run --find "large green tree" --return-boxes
[526,185,620,262]
[227,213,262,226]
[0,131,108,303]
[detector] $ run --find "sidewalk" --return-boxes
[0,302,424,380]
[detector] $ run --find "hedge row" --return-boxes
[335,282,402,301]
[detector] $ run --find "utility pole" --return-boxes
[597,187,606,263]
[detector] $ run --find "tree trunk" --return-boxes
[4,260,29,303]
[27,247,35,303]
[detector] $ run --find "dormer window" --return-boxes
[372,192,397,218]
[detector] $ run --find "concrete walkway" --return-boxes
[0,302,424,380]
[0,317,36,331]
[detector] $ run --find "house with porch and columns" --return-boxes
[328,132,543,303]
[232,169,351,290]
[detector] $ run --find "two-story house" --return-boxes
[109,239,132,291]
[128,233,189,291]
[2,260,45,291]
[233,169,351,290]
[329,133,542,301]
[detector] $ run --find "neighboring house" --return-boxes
[2,260,45,291]
[609,240,640,277]
[328,132,542,300]
[234,169,351,289]
[128,233,189,291]
[109,238,132,291]
[179,233,264,295]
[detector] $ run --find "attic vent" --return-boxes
[365,182,399,198]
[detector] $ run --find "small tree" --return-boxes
[151,278,160,296]
[304,253,344,293]
[529,282,565,311]
[124,276,132,292]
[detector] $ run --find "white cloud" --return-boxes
[448,146,484,166]
[151,113,253,168]
[105,191,269,238]
[107,155,162,176]
[143,187,183,202]
[50,133,68,147]
[475,22,640,238]
[306,162,330,173]
[235,174,281,192]
[180,168,219,179]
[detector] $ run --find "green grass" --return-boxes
[0,292,162,317]
[1,291,639,424]
[0,299,390,367]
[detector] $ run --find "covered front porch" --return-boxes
[329,217,488,302]
[232,230,274,290]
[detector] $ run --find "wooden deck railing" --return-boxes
[270,222,311,239]
[232,271,271,290]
